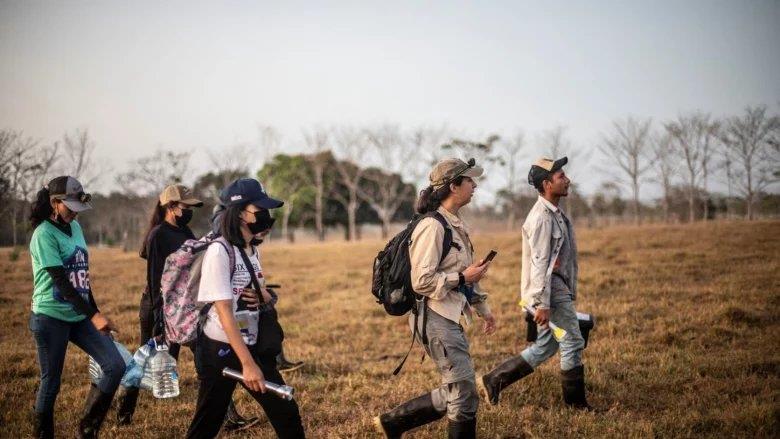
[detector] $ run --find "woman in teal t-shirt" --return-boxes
[28,176,124,439]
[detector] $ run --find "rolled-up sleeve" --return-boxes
[409,218,460,300]
[526,216,552,309]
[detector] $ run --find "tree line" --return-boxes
[1,105,779,248]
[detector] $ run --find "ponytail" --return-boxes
[415,176,465,214]
[139,200,168,258]
[29,187,54,229]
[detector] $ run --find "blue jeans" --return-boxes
[520,281,585,371]
[29,313,125,414]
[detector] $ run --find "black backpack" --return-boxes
[371,211,460,374]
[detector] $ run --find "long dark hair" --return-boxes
[415,176,465,214]
[220,203,248,247]
[29,187,54,229]
[139,200,170,259]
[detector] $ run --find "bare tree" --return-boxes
[540,125,570,159]
[58,128,104,187]
[257,124,282,168]
[665,113,720,222]
[538,126,587,220]
[331,126,368,241]
[719,106,780,220]
[358,125,417,238]
[496,130,526,230]
[208,144,252,186]
[0,130,16,212]
[302,127,331,241]
[650,132,678,223]
[116,149,192,196]
[598,117,653,225]
[4,131,58,246]
[407,125,449,189]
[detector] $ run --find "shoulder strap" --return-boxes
[213,237,237,280]
[199,238,236,319]
[430,211,460,262]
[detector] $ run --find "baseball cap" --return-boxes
[48,176,92,212]
[219,178,284,209]
[528,156,568,187]
[429,158,484,189]
[159,184,203,207]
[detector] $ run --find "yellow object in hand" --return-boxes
[518,299,568,342]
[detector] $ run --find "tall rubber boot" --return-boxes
[477,355,534,406]
[116,386,139,425]
[33,410,54,439]
[223,399,260,432]
[561,365,591,410]
[276,347,304,372]
[447,418,476,439]
[78,385,116,438]
[373,393,444,438]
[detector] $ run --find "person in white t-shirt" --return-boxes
[186,178,305,439]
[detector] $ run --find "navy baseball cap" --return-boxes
[219,178,284,209]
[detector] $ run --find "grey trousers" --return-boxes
[408,307,479,422]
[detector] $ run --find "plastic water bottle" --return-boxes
[88,340,133,386]
[150,340,179,398]
[130,340,155,390]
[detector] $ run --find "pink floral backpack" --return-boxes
[160,234,235,345]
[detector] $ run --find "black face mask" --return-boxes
[176,208,193,227]
[249,237,264,246]
[247,209,275,234]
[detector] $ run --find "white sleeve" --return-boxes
[197,243,233,302]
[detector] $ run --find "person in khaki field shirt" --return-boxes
[375,158,496,439]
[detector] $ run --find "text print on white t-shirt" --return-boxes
[199,244,264,346]
[233,257,263,345]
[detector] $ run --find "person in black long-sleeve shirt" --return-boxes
[117,184,259,431]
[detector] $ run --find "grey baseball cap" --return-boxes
[48,176,93,212]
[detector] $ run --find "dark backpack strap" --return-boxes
[393,298,422,376]
[431,211,460,261]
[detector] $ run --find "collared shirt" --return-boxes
[409,206,491,324]
[521,196,579,309]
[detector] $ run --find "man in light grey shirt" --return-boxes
[478,156,591,410]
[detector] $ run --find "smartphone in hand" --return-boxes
[481,250,497,266]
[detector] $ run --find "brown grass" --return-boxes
[1,221,778,438]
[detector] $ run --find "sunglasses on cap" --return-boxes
[437,158,476,188]
[51,191,92,203]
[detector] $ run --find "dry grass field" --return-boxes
[1,221,778,438]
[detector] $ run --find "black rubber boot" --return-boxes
[276,348,304,372]
[78,385,116,438]
[33,410,54,439]
[373,393,444,438]
[561,365,591,410]
[478,355,534,406]
[223,399,260,432]
[447,418,476,439]
[116,386,139,425]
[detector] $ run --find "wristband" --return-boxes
[458,272,466,287]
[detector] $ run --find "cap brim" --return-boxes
[180,198,204,207]
[462,165,484,179]
[251,197,284,209]
[550,157,568,173]
[62,200,92,212]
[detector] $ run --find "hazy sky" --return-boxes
[1,0,779,196]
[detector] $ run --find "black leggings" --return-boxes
[186,334,305,439]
